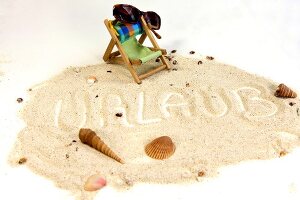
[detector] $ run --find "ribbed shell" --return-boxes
[275,83,297,98]
[145,136,175,160]
[79,128,124,164]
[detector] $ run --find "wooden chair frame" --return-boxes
[103,16,170,84]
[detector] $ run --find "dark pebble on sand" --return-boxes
[17,98,23,103]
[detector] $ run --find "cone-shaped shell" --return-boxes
[145,136,175,160]
[275,83,297,98]
[79,128,124,164]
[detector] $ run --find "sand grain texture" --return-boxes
[9,56,300,199]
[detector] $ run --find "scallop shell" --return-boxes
[275,83,297,98]
[145,136,175,160]
[84,174,106,191]
[79,128,124,164]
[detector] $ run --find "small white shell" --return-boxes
[84,174,106,191]
[87,76,97,84]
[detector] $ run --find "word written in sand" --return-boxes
[54,86,278,129]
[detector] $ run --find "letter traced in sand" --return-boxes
[105,94,133,127]
[79,128,124,164]
[137,92,162,125]
[230,87,278,119]
[193,88,229,118]
[159,92,191,118]
[54,92,88,131]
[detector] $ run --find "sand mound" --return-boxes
[9,55,300,199]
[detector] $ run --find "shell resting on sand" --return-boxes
[275,83,297,98]
[145,136,176,160]
[79,128,124,164]
[84,174,107,191]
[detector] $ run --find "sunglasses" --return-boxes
[113,4,161,30]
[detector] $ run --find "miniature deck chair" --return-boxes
[103,16,170,84]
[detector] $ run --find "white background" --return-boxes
[0,0,300,199]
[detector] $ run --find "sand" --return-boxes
[9,55,300,200]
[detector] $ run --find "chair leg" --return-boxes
[103,39,116,62]
[159,55,171,69]
[126,63,142,84]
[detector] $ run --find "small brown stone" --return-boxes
[155,58,160,62]
[172,60,178,65]
[66,154,69,159]
[17,98,23,103]
[189,51,195,54]
[279,150,288,157]
[198,171,205,177]
[198,60,202,65]
[107,70,112,73]
[206,56,214,60]
[289,102,296,106]
[18,157,27,165]
[172,68,178,71]
[116,113,123,117]
[28,88,32,91]
[186,83,190,87]
[171,50,177,53]
[76,147,79,151]
[72,140,77,143]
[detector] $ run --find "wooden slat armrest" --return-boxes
[148,47,167,55]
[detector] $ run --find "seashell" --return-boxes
[84,174,107,191]
[145,136,175,160]
[79,128,124,164]
[275,83,297,98]
[87,76,97,84]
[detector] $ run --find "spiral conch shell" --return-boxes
[79,128,124,164]
[275,83,297,98]
[145,136,176,160]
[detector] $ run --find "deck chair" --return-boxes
[103,16,170,84]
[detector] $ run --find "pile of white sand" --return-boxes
[9,55,300,200]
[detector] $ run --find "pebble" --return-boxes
[18,157,27,165]
[206,56,214,60]
[198,171,205,177]
[289,102,296,106]
[189,51,195,54]
[279,150,288,157]
[172,60,178,65]
[17,98,23,103]
[115,113,123,117]
[84,174,107,191]
[87,76,97,84]
[198,61,202,65]
[171,50,177,53]
[74,68,81,73]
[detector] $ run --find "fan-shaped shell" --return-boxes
[145,136,175,160]
[275,83,297,98]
